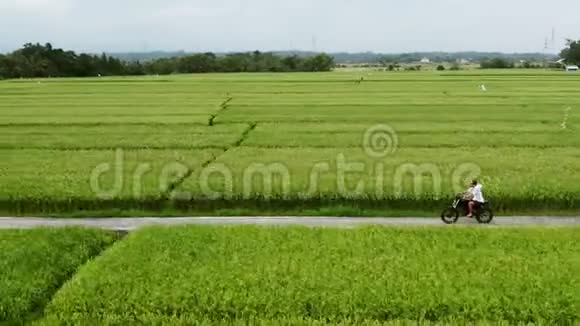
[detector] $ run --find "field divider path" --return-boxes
[208,94,234,126]
[234,122,257,146]
[162,121,258,199]
[0,216,579,231]
[162,152,220,199]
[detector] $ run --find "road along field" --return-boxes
[39,226,580,324]
[1,71,579,216]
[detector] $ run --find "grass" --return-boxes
[17,207,580,218]
[40,225,580,324]
[244,130,580,148]
[0,124,245,150]
[253,121,572,133]
[1,70,579,216]
[0,227,117,324]
[0,114,213,125]
[177,147,580,208]
[0,149,220,199]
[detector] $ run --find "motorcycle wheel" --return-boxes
[475,207,494,224]
[441,207,459,224]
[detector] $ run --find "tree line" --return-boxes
[110,50,553,65]
[0,43,335,79]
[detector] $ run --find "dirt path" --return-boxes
[1,216,579,231]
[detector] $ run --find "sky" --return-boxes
[0,0,578,54]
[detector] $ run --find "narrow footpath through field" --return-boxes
[1,216,579,231]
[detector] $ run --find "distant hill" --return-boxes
[106,51,188,61]
[327,52,556,64]
[107,50,557,64]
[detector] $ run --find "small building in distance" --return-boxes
[565,65,579,72]
[420,57,431,64]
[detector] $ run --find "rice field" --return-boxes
[1,71,579,215]
[40,226,580,324]
[0,227,116,323]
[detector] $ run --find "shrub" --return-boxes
[480,58,514,69]
[449,63,461,70]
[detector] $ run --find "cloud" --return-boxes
[153,6,232,19]
[0,0,72,13]
[0,0,578,53]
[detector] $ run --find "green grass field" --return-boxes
[40,226,580,324]
[1,70,579,215]
[0,227,116,323]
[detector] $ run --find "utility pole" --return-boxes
[311,36,318,53]
[543,37,549,68]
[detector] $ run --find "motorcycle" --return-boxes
[441,193,494,224]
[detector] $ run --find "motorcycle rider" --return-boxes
[467,180,485,218]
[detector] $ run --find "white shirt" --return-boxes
[470,184,485,203]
